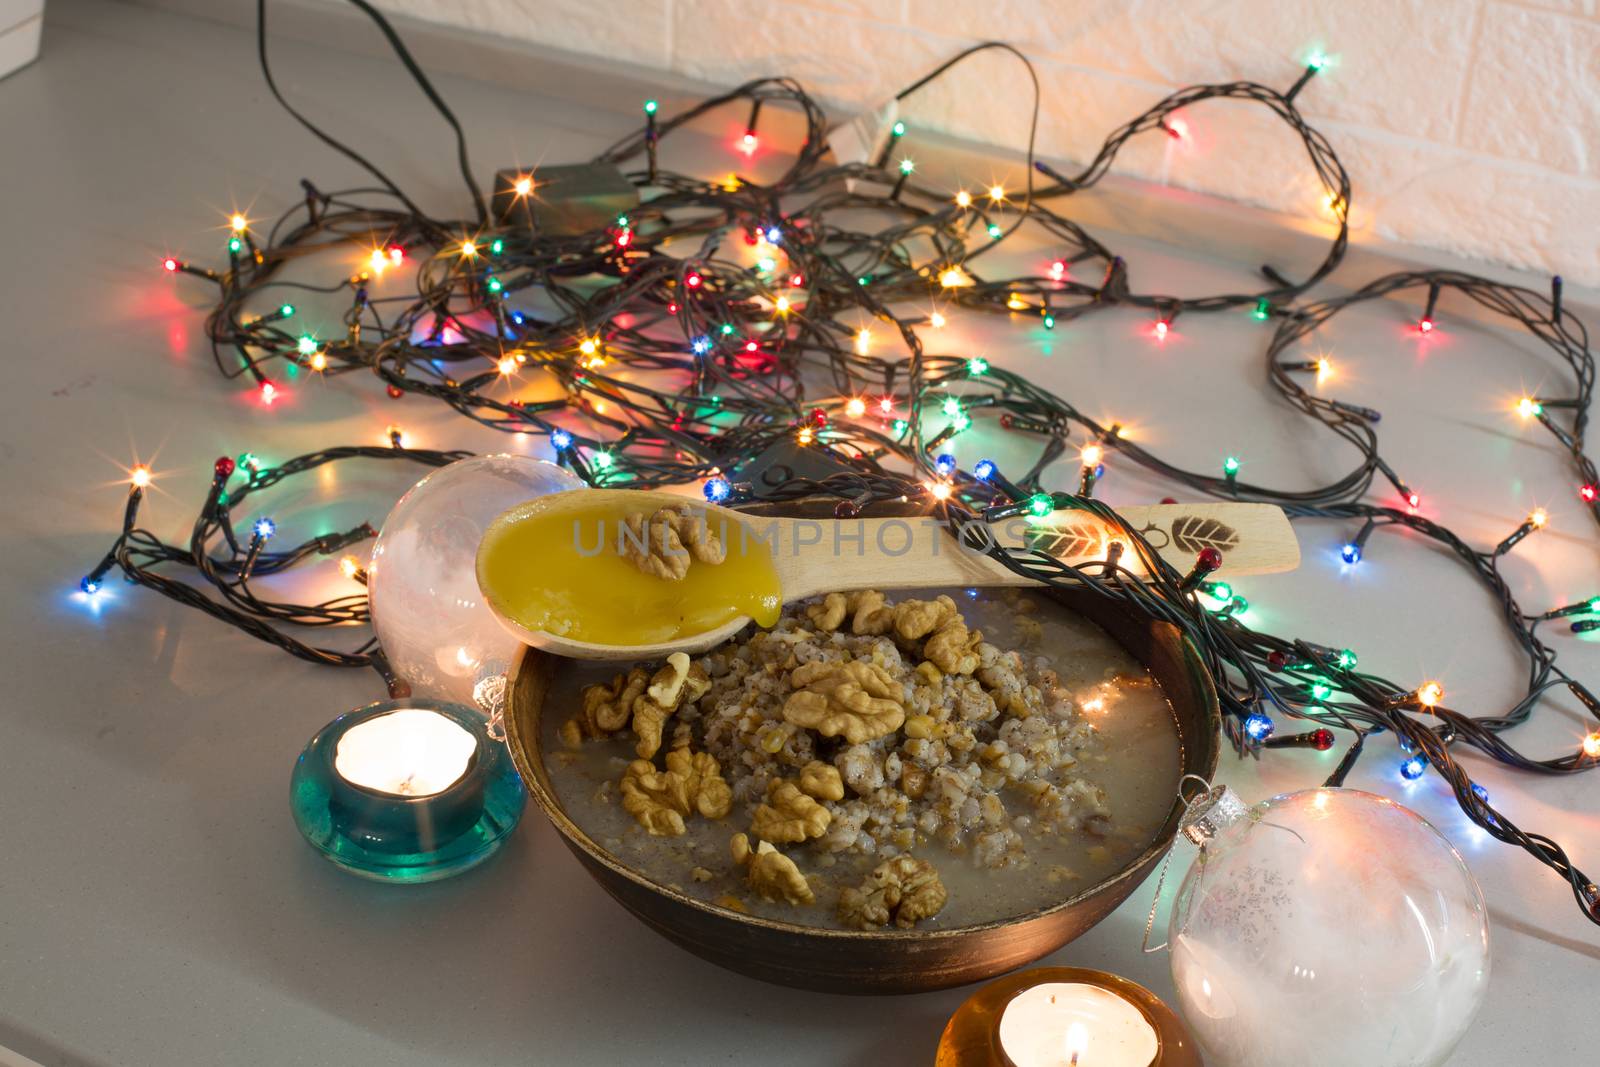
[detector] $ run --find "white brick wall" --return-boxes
[347,0,1600,284]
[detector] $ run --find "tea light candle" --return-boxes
[333,708,478,796]
[935,967,1198,1067]
[997,982,1158,1067]
[290,698,526,882]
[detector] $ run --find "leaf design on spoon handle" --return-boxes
[1025,523,1105,559]
[1170,515,1240,554]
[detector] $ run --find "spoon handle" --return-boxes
[759,503,1299,602]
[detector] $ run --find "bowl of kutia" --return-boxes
[501,497,1222,994]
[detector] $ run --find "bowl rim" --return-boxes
[504,586,1221,942]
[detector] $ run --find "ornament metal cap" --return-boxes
[1179,782,1249,846]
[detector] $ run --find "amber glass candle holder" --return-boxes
[936,967,1201,1067]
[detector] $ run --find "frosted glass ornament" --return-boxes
[368,454,583,705]
[1168,787,1489,1067]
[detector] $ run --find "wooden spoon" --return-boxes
[476,489,1298,661]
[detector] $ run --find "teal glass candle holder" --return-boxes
[291,698,525,882]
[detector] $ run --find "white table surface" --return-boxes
[3,3,1598,1064]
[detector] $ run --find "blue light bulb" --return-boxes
[551,429,573,450]
[973,459,997,481]
[1243,712,1275,742]
[935,453,957,477]
[691,336,712,355]
[254,517,276,540]
[703,477,732,503]
[1471,783,1488,803]
[1400,755,1427,780]
[1341,542,1361,564]
[79,576,100,595]
[764,227,781,244]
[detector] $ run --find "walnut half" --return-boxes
[620,504,726,581]
[731,833,814,906]
[782,659,905,744]
[619,747,732,836]
[632,654,711,759]
[750,780,832,844]
[837,855,948,930]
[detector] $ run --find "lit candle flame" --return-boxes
[1066,1021,1088,1065]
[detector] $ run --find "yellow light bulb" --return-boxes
[845,397,866,418]
[797,426,814,445]
[1417,681,1444,707]
[1315,357,1332,380]
[461,241,477,257]
[339,556,361,579]
[930,311,947,329]
[954,190,972,208]
[1583,733,1600,759]
[1517,397,1539,418]
[386,424,407,447]
[579,339,598,356]
[855,328,871,355]
[497,356,517,376]
[928,481,952,501]
[130,465,151,488]
[1006,293,1027,311]
[988,184,1005,202]
[1080,444,1103,468]
[774,296,790,313]
[1530,508,1548,528]
[310,352,327,372]
[939,267,972,288]
[229,213,248,233]
[513,176,534,196]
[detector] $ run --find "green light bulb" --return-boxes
[279,304,295,318]
[486,277,503,293]
[899,158,915,175]
[1230,595,1249,614]
[892,120,906,137]
[1337,649,1358,669]
[228,237,242,253]
[720,323,735,335]
[1223,456,1241,475]
[1253,298,1270,321]
[942,397,962,417]
[643,99,658,114]
[968,357,988,376]
[1310,681,1333,701]
[1210,582,1233,602]
[1043,314,1056,329]
[490,238,504,255]
[1028,493,1054,517]
[1308,52,1328,71]
[987,223,1003,239]
[953,414,971,431]
[892,419,908,435]
[593,451,614,470]
[757,257,776,272]
[617,215,630,227]
[296,336,318,356]
[1588,597,1600,613]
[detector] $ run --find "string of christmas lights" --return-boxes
[90,2,1600,924]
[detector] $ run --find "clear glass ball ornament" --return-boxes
[1168,787,1490,1067]
[368,454,584,705]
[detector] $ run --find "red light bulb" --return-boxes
[740,132,758,155]
[616,230,632,247]
[686,272,703,288]
[1310,728,1336,751]
[163,257,179,272]
[214,456,235,479]
[259,380,278,405]
[667,302,679,315]
[1406,490,1421,509]
[1581,484,1597,503]
[1153,319,1170,340]
[1419,317,1434,334]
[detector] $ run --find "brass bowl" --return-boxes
[502,502,1221,994]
